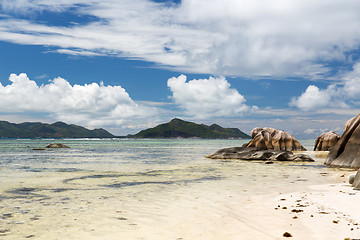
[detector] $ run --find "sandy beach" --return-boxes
[3,171,358,240]
[162,173,360,240]
[1,140,360,240]
[153,172,360,240]
[251,180,360,240]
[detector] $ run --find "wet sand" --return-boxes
[1,171,359,240]
[1,140,359,240]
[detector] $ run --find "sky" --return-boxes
[0,0,360,138]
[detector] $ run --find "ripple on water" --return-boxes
[102,176,222,189]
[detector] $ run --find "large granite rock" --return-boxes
[246,127,306,151]
[206,147,314,162]
[314,131,341,151]
[325,114,360,168]
[349,170,360,190]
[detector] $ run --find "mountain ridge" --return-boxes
[128,118,251,139]
[0,121,115,138]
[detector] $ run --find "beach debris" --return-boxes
[314,131,340,151]
[45,143,70,148]
[206,147,314,162]
[283,232,292,237]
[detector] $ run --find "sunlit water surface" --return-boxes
[0,139,351,239]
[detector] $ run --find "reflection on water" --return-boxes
[0,139,352,239]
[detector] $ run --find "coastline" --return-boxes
[196,172,360,240]
[1,139,360,240]
[268,182,360,240]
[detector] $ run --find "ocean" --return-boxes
[0,139,351,239]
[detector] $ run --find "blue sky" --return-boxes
[0,0,360,138]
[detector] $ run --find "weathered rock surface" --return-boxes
[45,143,70,148]
[32,148,46,151]
[206,147,314,162]
[325,113,360,168]
[246,127,306,151]
[314,131,341,151]
[350,170,360,190]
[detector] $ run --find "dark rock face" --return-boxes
[350,170,360,190]
[206,147,314,162]
[314,131,341,151]
[325,114,360,168]
[45,143,70,148]
[246,127,306,151]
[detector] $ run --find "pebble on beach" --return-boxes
[283,232,292,237]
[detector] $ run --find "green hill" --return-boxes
[128,118,251,139]
[0,121,115,138]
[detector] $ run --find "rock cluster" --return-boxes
[325,113,360,168]
[206,147,314,162]
[245,127,306,151]
[314,131,340,151]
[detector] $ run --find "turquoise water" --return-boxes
[0,139,350,239]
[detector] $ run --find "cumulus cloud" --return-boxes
[0,73,157,134]
[290,62,360,111]
[1,0,360,77]
[167,75,255,118]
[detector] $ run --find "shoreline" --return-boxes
[1,140,360,240]
[253,177,360,240]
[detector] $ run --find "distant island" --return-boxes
[0,118,250,139]
[0,121,114,138]
[128,118,251,139]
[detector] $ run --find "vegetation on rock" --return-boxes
[0,121,114,138]
[128,118,251,139]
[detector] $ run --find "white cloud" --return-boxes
[304,128,329,135]
[1,0,360,77]
[289,85,336,111]
[304,127,341,135]
[55,49,104,57]
[0,73,157,134]
[342,62,360,98]
[167,75,255,118]
[290,62,360,111]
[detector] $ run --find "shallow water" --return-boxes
[0,139,352,239]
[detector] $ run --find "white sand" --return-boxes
[88,173,360,240]
[2,151,360,240]
[265,183,360,240]
[2,172,360,240]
